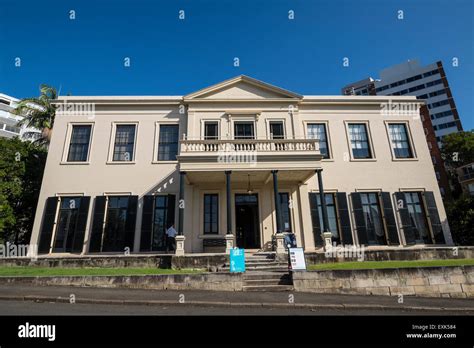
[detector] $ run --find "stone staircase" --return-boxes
[221,252,294,291]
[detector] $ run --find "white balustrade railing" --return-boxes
[180,138,320,153]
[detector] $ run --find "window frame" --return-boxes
[401,191,432,244]
[62,122,94,164]
[153,122,180,163]
[266,119,286,140]
[385,121,417,161]
[201,119,220,140]
[358,192,387,245]
[107,122,138,164]
[203,193,219,235]
[304,121,332,159]
[233,121,256,140]
[278,191,293,232]
[48,193,87,253]
[344,121,376,161]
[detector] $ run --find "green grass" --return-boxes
[308,258,474,271]
[0,267,205,277]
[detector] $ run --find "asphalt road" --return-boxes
[0,284,472,316]
[0,299,469,315]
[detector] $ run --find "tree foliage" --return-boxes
[440,130,474,168]
[0,137,47,244]
[446,194,474,246]
[12,84,58,146]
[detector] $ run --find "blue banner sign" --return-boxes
[230,248,245,273]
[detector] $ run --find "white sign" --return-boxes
[289,247,306,271]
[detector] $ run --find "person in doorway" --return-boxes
[284,233,297,249]
[166,224,177,252]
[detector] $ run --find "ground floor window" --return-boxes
[152,195,175,250]
[139,194,175,252]
[53,197,81,252]
[38,196,90,254]
[102,196,130,251]
[203,194,219,234]
[278,192,292,232]
[309,193,341,245]
[360,193,386,245]
[404,192,431,243]
[89,195,138,253]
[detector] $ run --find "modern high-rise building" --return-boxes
[342,60,463,143]
[0,93,41,141]
[342,60,463,198]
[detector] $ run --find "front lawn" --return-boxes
[0,267,205,277]
[308,258,474,271]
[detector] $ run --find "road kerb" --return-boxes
[0,295,472,312]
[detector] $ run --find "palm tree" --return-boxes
[13,84,58,146]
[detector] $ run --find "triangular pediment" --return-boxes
[184,75,302,101]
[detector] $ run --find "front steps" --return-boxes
[221,251,294,292]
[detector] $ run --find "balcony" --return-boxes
[177,138,323,174]
[457,163,474,183]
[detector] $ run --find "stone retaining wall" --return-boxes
[304,247,474,265]
[292,265,474,298]
[0,273,243,291]
[0,254,229,271]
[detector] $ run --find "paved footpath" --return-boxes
[0,284,472,314]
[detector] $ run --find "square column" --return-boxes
[176,171,186,255]
[316,169,333,250]
[225,171,234,253]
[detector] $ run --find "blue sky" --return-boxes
[0,0,473,129]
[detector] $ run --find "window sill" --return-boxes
[198,234,224,239]
[391,157,418,162]
[106,161,136,165]
[349,158,377,162]
[152,160,179,164]
[60,161,90,165]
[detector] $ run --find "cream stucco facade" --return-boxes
[29,75,453,256]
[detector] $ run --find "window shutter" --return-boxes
[72,196,90,253]
[351,193,368,245]
[38,197,58,254]
[124,195,138,250]
[380,192,400,245]
[89,196,106,252]
[166,194,176,229]
[423,191,445,244]
[140,195,154,252]
[394,192,416,245]
[308,193,323,246]
[336,192,353,245]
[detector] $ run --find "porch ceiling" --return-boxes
[184,169,316,185]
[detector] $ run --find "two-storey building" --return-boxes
[29,76,453,256]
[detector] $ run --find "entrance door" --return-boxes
[235,194,260,249]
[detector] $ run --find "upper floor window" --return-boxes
[234,122,255,139]
[204,122,218,140]
[388,124,414,158]
[113,125,136,161]
[158,124,179,161]
[307,123,329,158]
[269,121,284,139]
[348,123,372,159]
[67,125,92,162]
